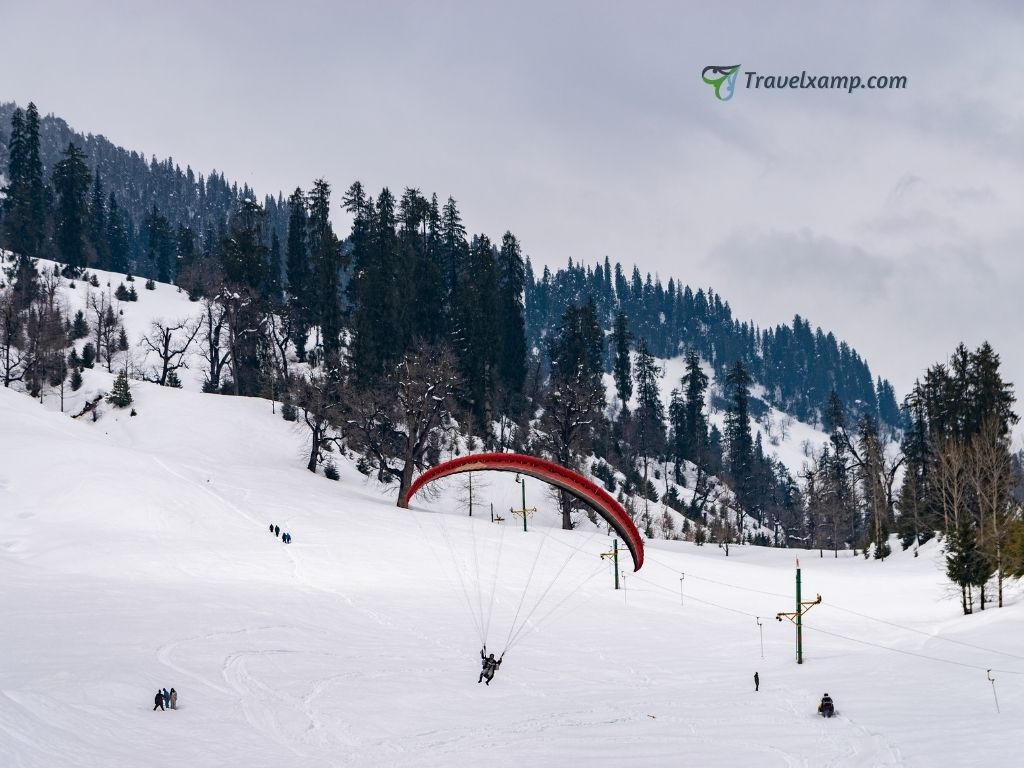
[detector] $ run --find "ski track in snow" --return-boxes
[2,311,1023,767]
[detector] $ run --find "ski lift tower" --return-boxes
[511,473,536,532]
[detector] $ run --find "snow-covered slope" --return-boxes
[2,379,1023,767]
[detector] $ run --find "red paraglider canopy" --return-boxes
[400,452,644,571]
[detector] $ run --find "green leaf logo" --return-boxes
[702,65,741,101]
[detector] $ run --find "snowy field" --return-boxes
[2,380,1023,767]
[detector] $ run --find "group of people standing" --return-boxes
[152,687,177,711]
[269,523,292,544]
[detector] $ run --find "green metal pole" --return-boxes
[796,560,803,664]
[520,478,528,532]
[613,539,620,590]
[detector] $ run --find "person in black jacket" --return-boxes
[274,525,280,537]
[754,672,759,692]
[153,690,165,711]
[818,693,835,717]
[478,646,503,685]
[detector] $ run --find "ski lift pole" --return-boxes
[987,670,1000,714]
[775,558,821,665]
[679,573,685,606]
[600,539,621,589]
[512,474,531,532]
[756,617,764,659]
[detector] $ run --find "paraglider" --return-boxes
[401,453,644,570]
[401,453,646,676]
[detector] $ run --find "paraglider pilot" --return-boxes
[478,646,503,685]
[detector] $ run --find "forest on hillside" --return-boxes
[2,101,1023,612]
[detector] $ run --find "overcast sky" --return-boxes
[3,0,1022,403]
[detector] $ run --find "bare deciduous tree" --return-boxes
[141,317,201,386]
[349,343,462,505]
[199,297,231,392]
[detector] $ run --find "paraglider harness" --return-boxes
[818,694,835,718]
[479,646,504,684]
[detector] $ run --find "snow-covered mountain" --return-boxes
[2,258,1023,767]
[10,253,829,545]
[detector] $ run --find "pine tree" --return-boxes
[52,143,93,273]
[349,186,401,378]
[453,234,500,425]
[611,311,632,413]
[633,339,666,513]
[681,349,709,462]
[70,309,89,340]
[308,180,343,362]
[107,367,133,407]
[494,231,527,409]
[89,173,109,268]
[724,360,755,512]
[285,187,311,346]
[106,193,130,274]
[1,103,47,259]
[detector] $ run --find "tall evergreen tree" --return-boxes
[611,311,632,413]
[308,179,343,363]
[1,103,47,259]
[285,188,311,359]
[724,360,755,511]
[495,231,527,408]
[52,143,92,273]
[105,193,130,274]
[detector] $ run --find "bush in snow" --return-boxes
[69,368,83,391]
[70,309,89,339]
[281,402,298,422]
[324,461,340,481]
[107,369,133,408]
[81,343,96,369]
[145,279,155,290]
[114,283,131,301]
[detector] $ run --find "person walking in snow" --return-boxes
[169,688,178,710]
[269,523,274,533]
[274,525,280,537]
[754,672,759,692]
[162,688,170,708]
[478,646,503,685]
[153,690,165,711]
[283,532,291,544]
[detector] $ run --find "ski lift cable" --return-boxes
[630,572,760,619]
[802,625,1024,676]
[818,603,1024,663]
[643,553,1024,662]
[632,570,1024,677]
[642,553,791,598]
